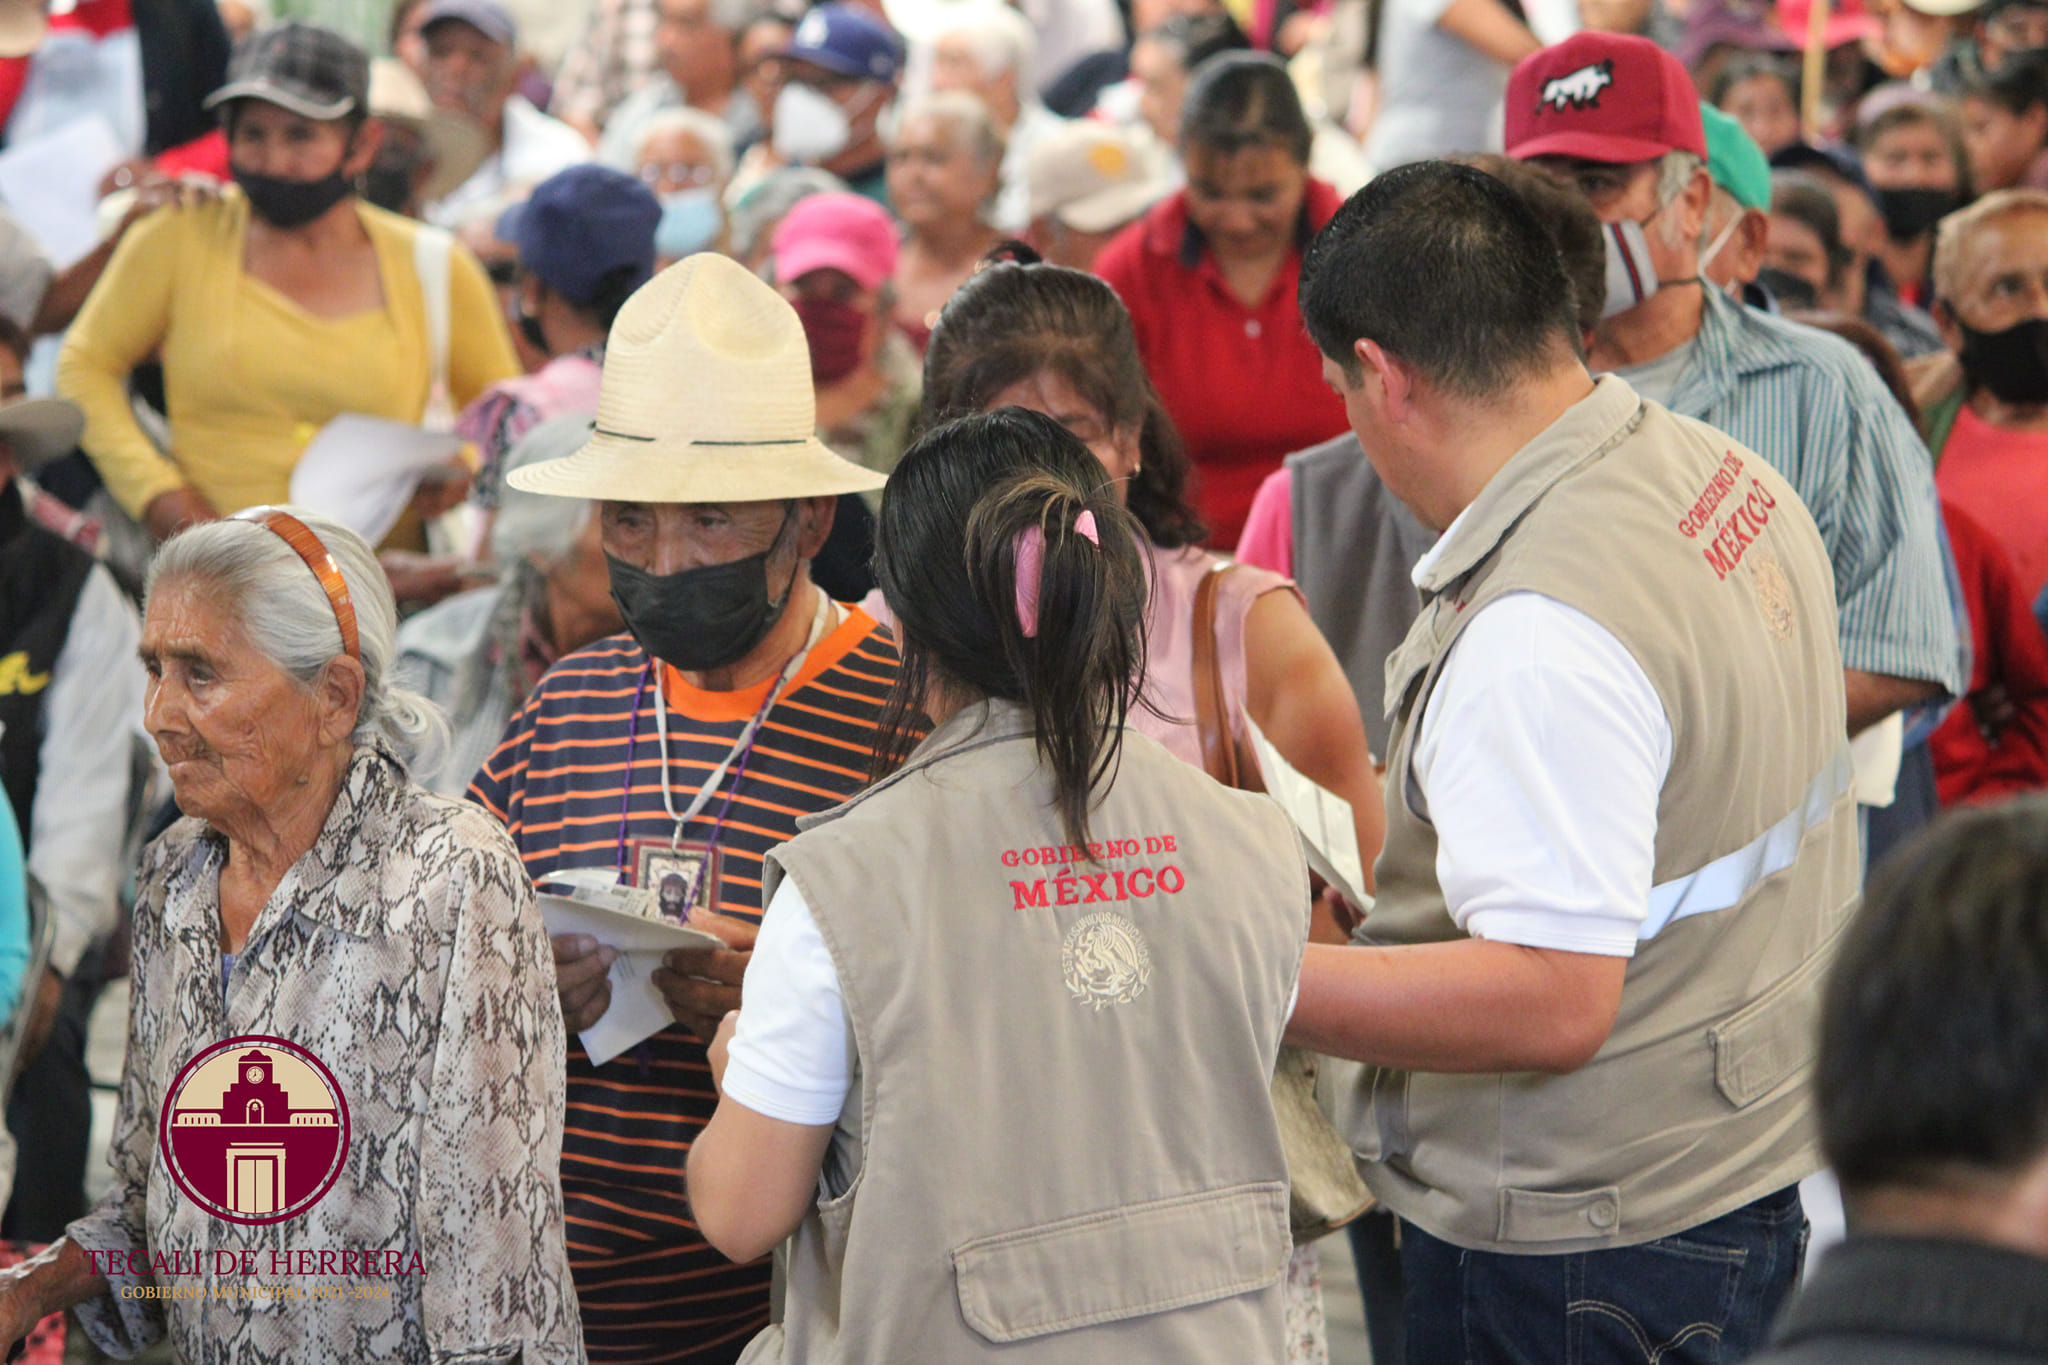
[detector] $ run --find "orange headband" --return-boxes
[230,507,360,661]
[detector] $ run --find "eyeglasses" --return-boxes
[638,162,721,188]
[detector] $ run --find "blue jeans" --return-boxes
[1400,1185,1808,1365]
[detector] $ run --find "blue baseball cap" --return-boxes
[419,0,516,48]
[497,166,660,307]
[779,3,904,84]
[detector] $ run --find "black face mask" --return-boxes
[1958,316,2048,405]
[606,508,800,671]
[360,143,422,215]
[516,309,550,354]
[233,164,355,229]
[1757,266,1821,312]
[1873,186,1958,241]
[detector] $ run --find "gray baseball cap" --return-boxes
[204,21,370,123]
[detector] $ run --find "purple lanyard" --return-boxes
[612,661,777,894]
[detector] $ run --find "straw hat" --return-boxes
[368,58,489,207]
[509,253,889,504]
[0,394,85,470]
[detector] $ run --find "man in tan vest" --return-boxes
[1288,160,1862,1362]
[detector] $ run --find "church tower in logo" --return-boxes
[161,1037,349,1224]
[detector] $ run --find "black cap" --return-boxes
[1769,140,1874,199]
[204,21,370,122]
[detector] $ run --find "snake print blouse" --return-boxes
[66,742,585,1363]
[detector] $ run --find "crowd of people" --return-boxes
[0,0,2042,1360]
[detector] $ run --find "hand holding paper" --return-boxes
[538,874,726,1066]
[1243,713,1375,918]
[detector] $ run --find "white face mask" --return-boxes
[1698,211,1742,278]
[773,82,853,164]
[1601,217,1659,319]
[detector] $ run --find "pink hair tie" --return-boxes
[1014,510,1101,638]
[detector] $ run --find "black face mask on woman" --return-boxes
[1958,316,2048,405]
[234,158,355,229]
[606,506,800,671]
[1873,186,1958,242]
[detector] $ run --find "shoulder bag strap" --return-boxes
[412,224,454,427]
[1191,563,1243,788]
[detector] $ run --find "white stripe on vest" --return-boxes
[1641,744,1855,940]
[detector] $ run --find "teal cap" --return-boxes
[1701,102,1772,211]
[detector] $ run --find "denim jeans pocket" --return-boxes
[1566,1232,1746,1365]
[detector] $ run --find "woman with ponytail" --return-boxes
[914,250,1382,1363]
[689,409,1311,1362]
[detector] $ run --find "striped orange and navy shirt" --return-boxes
[468,610,900,1364]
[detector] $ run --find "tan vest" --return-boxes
[1332,376,1862,1253]
[760,700,1307,1362]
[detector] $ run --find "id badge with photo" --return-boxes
[627,838,723,924]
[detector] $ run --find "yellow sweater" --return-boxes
[58,192,520,520]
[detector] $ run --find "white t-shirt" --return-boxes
[1409,592,1672,955]
[1403,513,1674,957]
[1361,0,1510,170]
[426,96,595,228]
[722,880,852,1127]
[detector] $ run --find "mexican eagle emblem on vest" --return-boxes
[1061,912,1152,1009]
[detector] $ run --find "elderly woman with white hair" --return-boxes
[886,90,1006,351]
[928,0,1068,232]
[396,415,622,796]
[632,107,739,262]
[0,510,585,1362]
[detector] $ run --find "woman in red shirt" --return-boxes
[1094,51,1349,547]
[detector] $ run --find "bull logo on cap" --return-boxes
[1538,59,1614,112]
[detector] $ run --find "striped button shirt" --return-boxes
[1670,288,1967,695]
[469,612,901,1365]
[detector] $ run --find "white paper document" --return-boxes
[288,415,465,547]
[0,116,124,268]
[1242,713,1374,914]
[538,876,727,1068]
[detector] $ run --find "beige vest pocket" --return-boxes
[952,1182,1290,1343]
[1708,941,1830,1110]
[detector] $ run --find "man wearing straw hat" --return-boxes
[468,252,901,1363]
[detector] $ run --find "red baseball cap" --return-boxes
[1505,32,1708,165]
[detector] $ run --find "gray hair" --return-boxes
[1656,150,1705,207]
[705,0,764,34]
[635,106,737,187]
[891,90,1007,171]
[726,165,847,262]
[491,414,599,570]
[934,0,1035,81]
[146,510,449,770]
[1654,150,1708,251]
